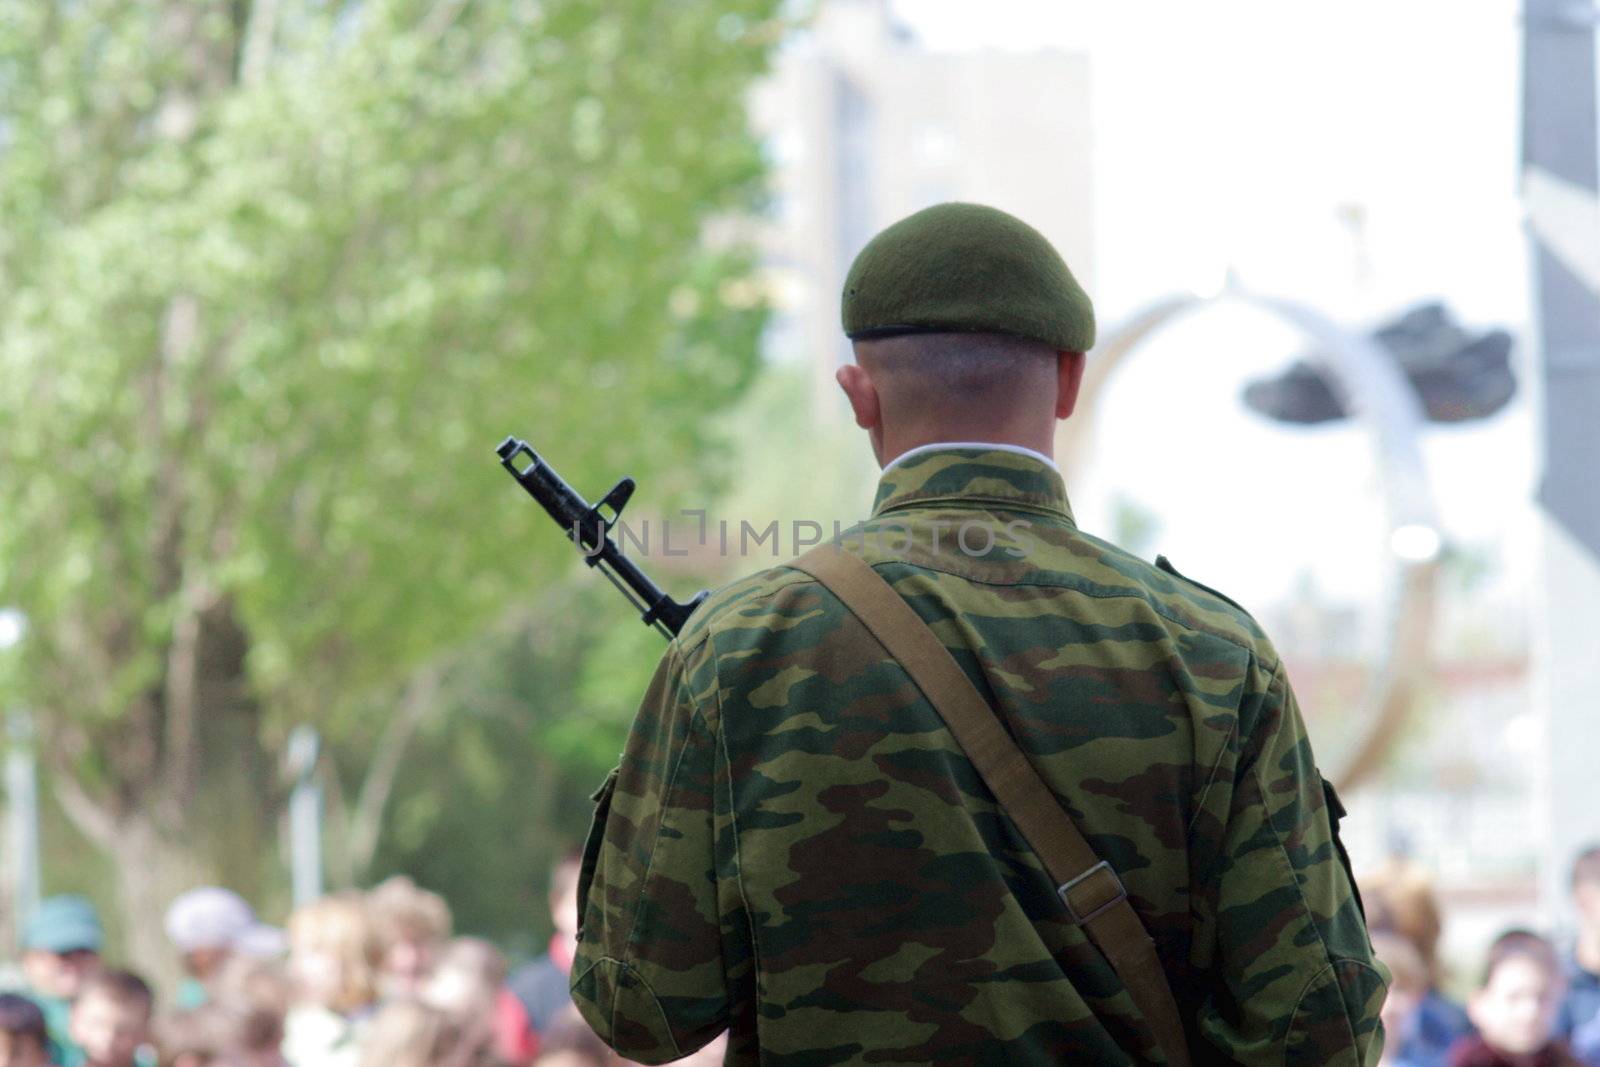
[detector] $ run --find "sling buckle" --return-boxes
[1058,860,1126,926]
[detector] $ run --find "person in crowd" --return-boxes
[153,1008,232,1067]
[282,895,378,1067]
[365,878,450,1005]
[1559,846,1600,1059]
[1452,930,1579,1067]
[165,888,285,1011]
[18,896,106,1065]
[423,940,532,1066]
[1374,931,1433,1067]
[506,857,579,1042]
[355,1001,478,1067]
[1367,859,1475,1066]
[528,1013,609,1067]
[209,956,290,1067]
[0,993,52,1067]
[68,971,152,1067]
[1573,1008,1600,1066]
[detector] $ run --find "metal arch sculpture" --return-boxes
[1057,287,1442,792]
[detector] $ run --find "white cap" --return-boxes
[165,887,283,956]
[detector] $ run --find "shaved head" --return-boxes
[853,332,1060,415]
[838,331,1086,467]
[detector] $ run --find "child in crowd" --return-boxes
[210,956,290,1067]
[282,895,378,1067]
[154,1008,233,1067]
[68,971,152,1067]
[164,888,284,1011]
[529,1014,610,1067]
[1560,846,1600,1063]
[355,1002,473,1067]
[0,994,52,1067]
[365,878,450,1004]
[424,938,533,1065]
[1373,932,1432,1067]
[1366,859,1475,1067]
[19,895,106,1064]
[1453,930,1580,1067]
[507,856,582,1043]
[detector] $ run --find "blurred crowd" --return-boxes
[5,844,1600,1067]
[1369,845,1600,1067]
[0,857,725,1067]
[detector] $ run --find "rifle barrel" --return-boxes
[497,437,703,638]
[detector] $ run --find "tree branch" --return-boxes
[52,773,118,851]
[344,666,442,880]
[420,0,469,42]
[239,0,281,87]
[162,583,202,806]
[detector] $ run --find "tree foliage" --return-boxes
[361,580,663,955]
[0,0,784,965]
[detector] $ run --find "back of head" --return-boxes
[154,1006,237,1063]
[357,1001,474,1067]
[1361,859,1445,983]
[853,331,1062,430]
[367,876,452,948]
[79,969,154,1020]
[839,204,1095,456]
[0,992,48,1048]
[210,954,291,1051]
[842,202,1095,353]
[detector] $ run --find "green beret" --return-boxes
[841,202,1095,352]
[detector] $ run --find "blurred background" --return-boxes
[1,0,1597,1064]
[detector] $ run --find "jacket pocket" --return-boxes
[1320,772,1365,920]
[576,765,620,939]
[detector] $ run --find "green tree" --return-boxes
[362,581,664,957]
[0,0,786,976]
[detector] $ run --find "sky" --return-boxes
[885,0,1537,621]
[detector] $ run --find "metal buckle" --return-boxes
[1057,860,1126,925]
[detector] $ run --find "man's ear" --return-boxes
[836,362,881,432]
[1055,350,1088,420]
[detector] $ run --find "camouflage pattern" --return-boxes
[571,446,1387,1066]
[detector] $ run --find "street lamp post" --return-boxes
[0,608,39,951]
[285,725,324,907]
[1057,288,1442,793]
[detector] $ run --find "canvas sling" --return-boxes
[790,544,1193,1067]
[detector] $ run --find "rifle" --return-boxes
[496,437,706,639]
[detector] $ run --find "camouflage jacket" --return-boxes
[571,447,1386,1066]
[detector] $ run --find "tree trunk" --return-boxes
[50,597,283,988]
[105,816,207,997]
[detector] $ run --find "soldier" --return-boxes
[570,202,1387,1065]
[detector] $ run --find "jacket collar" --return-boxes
[871,445,1075,523]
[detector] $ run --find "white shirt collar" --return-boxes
[881,441,1060,474]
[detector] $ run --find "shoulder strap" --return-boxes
[790,544,1192,1067]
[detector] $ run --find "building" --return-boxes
[747,0,1095,418]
